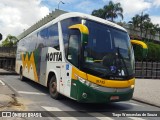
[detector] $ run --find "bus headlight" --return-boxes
[77,76,99,88]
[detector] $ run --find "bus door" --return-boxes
[60,29,81,97]
[39,47,48,85]
[60,63,70,96]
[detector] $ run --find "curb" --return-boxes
[132,97,160,108]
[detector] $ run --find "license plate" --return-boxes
[110,96,119,100]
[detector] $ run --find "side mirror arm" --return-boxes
[68,24,89,44]
[130,40,148,58]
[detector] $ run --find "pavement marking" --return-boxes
[128,117,146,120]
[128,102,143,107]
[88,112,114,120]
[18,91,46,95]
[41,106,62,111]
[0,79,5,85]
[120,102,143,107]
[42,106,114,120]
[41,106,78,120]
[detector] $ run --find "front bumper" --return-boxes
[70,80,134,103]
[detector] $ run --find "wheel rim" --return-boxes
[50,81,57,94]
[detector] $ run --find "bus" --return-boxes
[15,12,147,103]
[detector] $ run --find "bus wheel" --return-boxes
[20,68,25,81]
[49,76,60,99]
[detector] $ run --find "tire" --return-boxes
[49,76,61,99]
[19,67,25,81]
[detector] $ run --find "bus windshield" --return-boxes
[82,20,135,80]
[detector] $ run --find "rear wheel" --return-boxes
[49,76,61,99]
[20,67,25,81]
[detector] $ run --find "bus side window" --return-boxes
[67,30,80,67]
[38,28,48,48]
[47,23,60,50]
[29,36,37,52]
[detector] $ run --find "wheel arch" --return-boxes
[47,70,59,89]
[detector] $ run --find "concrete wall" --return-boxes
[0,47,16,71]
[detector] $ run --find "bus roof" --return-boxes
[17,10,127,40]
[58,12,127,32]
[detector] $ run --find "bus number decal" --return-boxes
[46,52,62,61]
[96,80,105,85]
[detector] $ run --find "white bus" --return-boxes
[15,12,147,103]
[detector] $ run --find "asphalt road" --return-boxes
[1,75,160,120]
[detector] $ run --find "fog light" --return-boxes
[82,93,87,99]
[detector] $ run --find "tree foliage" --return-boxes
[128,13,160,41]
[1,35,18,47]
[91,1,123,22]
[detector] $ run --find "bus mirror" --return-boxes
[0,33,2,40]
[130,40,148,58]
[69,24,89,44]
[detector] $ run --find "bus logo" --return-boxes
[46,52,62,61]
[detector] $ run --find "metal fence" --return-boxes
[135,61,160,79]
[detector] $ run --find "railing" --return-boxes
[135,61,160,79]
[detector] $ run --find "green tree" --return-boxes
[129,13,151,38]
[150,24,159,40]
[156,27,160,40]
[91,1,123,22]
[143,20,152,39]
[91,9,105,19]
[104,1,123,21]
[140,13,150,37]
[128,14,141,30]
[2,35,18,47]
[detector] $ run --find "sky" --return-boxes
[0,0,160,42]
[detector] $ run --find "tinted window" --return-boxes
[38,28,48,48]
[47,23,59,50]
[38,23,59,50]
[61,17,81,56]
[29,35,37,52]
[84,20,113,60]
[67,32,80,67]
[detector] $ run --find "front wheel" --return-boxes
[49,76,61,99]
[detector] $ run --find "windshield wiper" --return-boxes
[116,47,129,77]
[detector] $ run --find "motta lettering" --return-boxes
[46,52,62,61]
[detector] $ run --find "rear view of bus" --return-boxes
[65,17,136,103]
